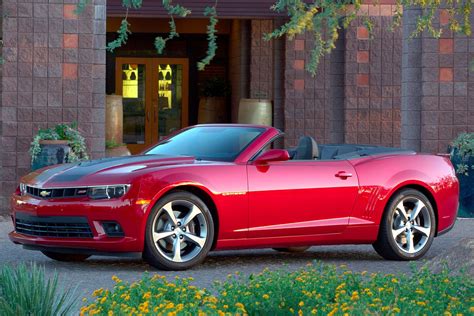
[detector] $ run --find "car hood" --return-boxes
[22,155,197,188]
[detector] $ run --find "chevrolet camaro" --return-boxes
[9,125,459,270]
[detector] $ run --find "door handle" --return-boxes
[335,171,353,179]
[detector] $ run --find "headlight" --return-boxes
[19,183,27,196]
[88,185,130,200]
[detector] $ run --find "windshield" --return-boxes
[145,126,265,162]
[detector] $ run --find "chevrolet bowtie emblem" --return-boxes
[40,190,51,197]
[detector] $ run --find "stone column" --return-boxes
[0,0,106,214]
[401,7,423,151]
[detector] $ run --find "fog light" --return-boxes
[101,222,124,237]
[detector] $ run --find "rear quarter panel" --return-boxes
[349,154,459,238]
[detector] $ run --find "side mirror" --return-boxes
[255,149,290,164]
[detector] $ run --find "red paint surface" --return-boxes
[9,125,459,254]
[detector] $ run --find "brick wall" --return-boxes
[344,5,402,147]
[250,20,273,100]
[0,0,106,213]
[402,7,474,153]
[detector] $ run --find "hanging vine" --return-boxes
[154,1,191,54]
[80,0,472,74]
[198,2,219,71]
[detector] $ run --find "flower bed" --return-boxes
[81,263,473,315]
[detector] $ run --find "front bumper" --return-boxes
[9,193,148,254]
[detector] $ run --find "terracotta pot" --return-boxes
[198,97,227,123]
[106,95,124,144]
[31,140,71,171]
[106,145,132,158]
[238,98,272,126]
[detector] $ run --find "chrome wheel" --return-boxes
[373,189,435,261]
[151,200,208,263]
[391,197,431,254]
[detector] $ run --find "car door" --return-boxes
[247,160,359,238]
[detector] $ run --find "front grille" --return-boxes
[26,186,88,199]
[15,213,93,238]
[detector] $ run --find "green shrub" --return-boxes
[81,262,473,315]
[0,264,77,316]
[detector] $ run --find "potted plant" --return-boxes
[450,133,474,217]
[30,122,89,170]
[197,76,230,123]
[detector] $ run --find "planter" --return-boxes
[106,145,131,158]
[198,97,227,124]
[451,148,474,217]
[106,95,123,145]
[31,140,71,171]
[238,98,272,126]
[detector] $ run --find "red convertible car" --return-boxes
[10,125,458,270]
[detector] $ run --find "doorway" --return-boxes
[115,57,189,154]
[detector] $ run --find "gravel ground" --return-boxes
[0,218,472,304]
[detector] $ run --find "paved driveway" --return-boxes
[0,219,472,301]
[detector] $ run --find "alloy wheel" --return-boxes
[391,197,432,254]
[151,200,208,263]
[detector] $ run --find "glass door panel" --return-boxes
[116,57,188,154]
[157,64,183,138]
[122,63,146,145]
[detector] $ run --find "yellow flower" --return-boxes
[100,296,107,304]
[298,309,303,316]
[235,302,245,309]
[108,311,114,316]
[391,278,398,283]
[415,289,425,295]
[311,309,317,314]
[417,301,426,306]
[469,307,474,313]
[299,301,304,307]
[381,306,390,311]
[328,307,338,316]
[393,307,401,313]
[92,288,103,297]
[262,294,269,300]
[142,292,151,300]
[111,275,121,283]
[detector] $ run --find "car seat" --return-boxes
[294,136,319,160]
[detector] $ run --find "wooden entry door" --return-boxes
[115,57,189,154]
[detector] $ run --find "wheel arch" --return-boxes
[153,185,220,250]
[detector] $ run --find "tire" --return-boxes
[143,191,215,270]
[373,188,436,260]
[41,251,91,262]
[273,246,310,253]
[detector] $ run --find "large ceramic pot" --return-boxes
[451,148,474,217]
[106,95,124,145]
[198,97,227,123]
[31,140,71,171]
[106,145,132,158]
[238,98,272,126]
